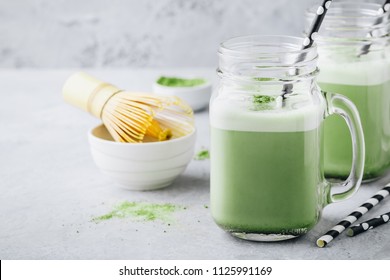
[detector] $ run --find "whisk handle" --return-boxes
[62,72,121,118]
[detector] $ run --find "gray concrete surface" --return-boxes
[0,69,389,260]
[0,0,318,68]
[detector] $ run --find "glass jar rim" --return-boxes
[218,35,318,83]
[306,2,386,21]
[305,1,390,43]
[219,35,317,58]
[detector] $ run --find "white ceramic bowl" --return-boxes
[88,124,196,191]
[153,78,212,111]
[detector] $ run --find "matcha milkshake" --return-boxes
[212,35,365,241]
[318,57,390,180]
[210,95,325,238]
[305,1,390,180]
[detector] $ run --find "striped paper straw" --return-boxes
[316,185,390,248]
[346,211,390,237]
[358,0,390,56]
[282,0,332,97]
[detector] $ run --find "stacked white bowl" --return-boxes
[153,77,212,112]
[88,124,196,191]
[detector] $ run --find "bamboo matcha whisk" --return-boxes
[62,72,194,143]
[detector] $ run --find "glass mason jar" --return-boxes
[210,35,365,241]
[306,2,390,180]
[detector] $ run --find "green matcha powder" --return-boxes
[194,149,210,160]
[251,94,276,111]
[157,76,206,87]
[93,201,182,223]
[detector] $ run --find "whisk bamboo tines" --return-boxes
[62,72,194,143]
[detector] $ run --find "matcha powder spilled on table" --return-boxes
[194,149,210,160]
[93,202,181,223]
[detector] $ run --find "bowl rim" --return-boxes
[98,165,187,174]
[89,124,196,146]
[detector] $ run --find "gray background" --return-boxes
[0,0,322,68]
[1,0,389,261]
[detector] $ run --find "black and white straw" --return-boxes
[282,0,332,96]
[302,0,333,49]
[316,185,390,248]
[379,0,390,14]
[346,211,390,237]
[358,0,390,56]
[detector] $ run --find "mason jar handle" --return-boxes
[323,91,365,205]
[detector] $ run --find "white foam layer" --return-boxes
[318,57,390,86]
[210,96,323,132]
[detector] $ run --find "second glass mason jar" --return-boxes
[306,2,390,180]
[210,35,365,241]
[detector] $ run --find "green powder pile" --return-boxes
[93,201,181,223]
[157,76,206,87]
[253,95,275,104]
[194,149,210,160]
[251,95,276,111]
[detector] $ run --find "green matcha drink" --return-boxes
[212,35,365,241]
[210,96,324,237]
[304,1,390,180]
[318,60,390,180]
